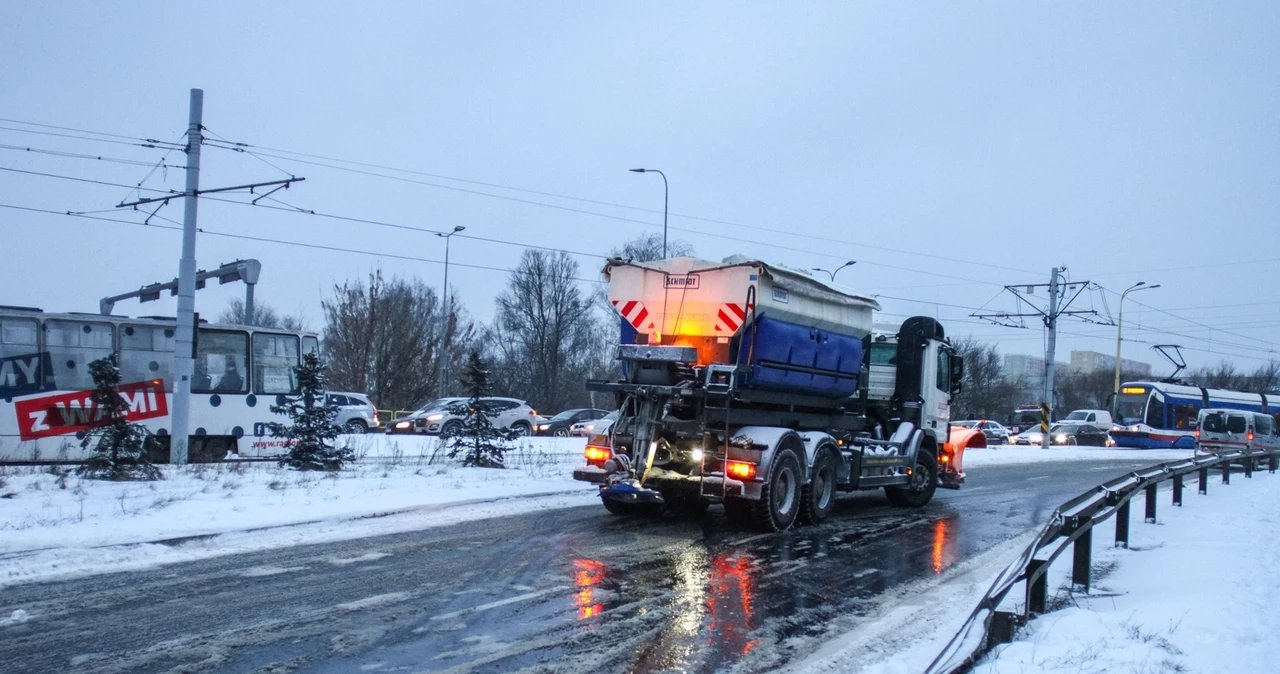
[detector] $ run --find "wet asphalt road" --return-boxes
[0,458,1168,674]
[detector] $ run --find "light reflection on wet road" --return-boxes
[0,458,1169,674]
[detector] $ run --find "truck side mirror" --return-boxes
[950,355,964,394]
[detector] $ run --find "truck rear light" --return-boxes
[585,446,612,466]
[726,461,756,480]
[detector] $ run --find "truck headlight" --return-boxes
[690,448,704,463]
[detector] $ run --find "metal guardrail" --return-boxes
[925,448,1280,674]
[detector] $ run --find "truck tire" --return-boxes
[799,448,838,525]
[750,445,803,532]
[885,450,938,508]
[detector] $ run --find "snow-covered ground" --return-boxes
[0,435,597,587]
[969,465,1280,673]
[960,445,1191,469]
[790,457,1280,674]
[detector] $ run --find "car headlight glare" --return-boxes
[426,414,444,422]
[1054,434,1068,443]
[395,421,410,429]
[538,424,550,430]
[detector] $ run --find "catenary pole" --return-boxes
[171,88,203,465]
[1042,266,1060,449]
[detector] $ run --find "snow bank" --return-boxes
[971,469,1280,673]
[0,435,596,587]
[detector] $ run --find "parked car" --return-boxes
[1197,408,1280,454]
[1016,424,1112,446]
[327,392,379,434]
[1057,409,1115,431]
[386,397,541,436]
[952,419,1010,445]
[570,410,619,437]
[538,408,609,436]
[1049,424,1114,446]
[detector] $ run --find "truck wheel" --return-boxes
[799,449,838,525]
[885,450,938,508]
[751,446,803,532]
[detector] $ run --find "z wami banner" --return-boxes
[14,380,169,441]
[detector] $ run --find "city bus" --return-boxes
[0,306,318,462]
[1110,381,1277,449]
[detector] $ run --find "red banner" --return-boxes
[14,380,169,441]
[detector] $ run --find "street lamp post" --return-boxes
[812,261,857,282]
[437,225,466,397]
[629,168,668,258]
[1113,281,1160,414]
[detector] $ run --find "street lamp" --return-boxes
[1113,281,1160,414]
[437,225,465,397]
[629,168,668,258]
[812,261,857,283]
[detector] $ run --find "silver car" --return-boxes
[327,392,379,434]
[388,397,542,437]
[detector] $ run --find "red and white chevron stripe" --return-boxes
[714,302,749,333]
[612,300,655,330]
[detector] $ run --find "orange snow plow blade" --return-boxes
[939,426,985,488]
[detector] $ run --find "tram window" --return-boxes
[0,316,41,392]
[302,336,319,356]
[44,319,114,391]
[194,329,249,394]
[1173,404,1200,430]
[119,324,175,388]
[1145,396,1165,428]
[253,333,300,394]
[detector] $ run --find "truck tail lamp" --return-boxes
[726,461,757,480]
[585,445,613,467]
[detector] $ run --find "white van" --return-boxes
[1057,409,1114,430]
[1196,408,1280,454]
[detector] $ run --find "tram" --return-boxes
[0,306,318,462]
[1110,380,1277,449]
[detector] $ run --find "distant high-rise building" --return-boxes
[1003,353,1067,404]
[1068,350,1151,376]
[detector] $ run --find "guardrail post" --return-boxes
[1199,466,1208,494]
[1244,456,1253,478]
[1222,459,1231,485]
[1172,474,1183,507]
[1115,499,1130,548]
[1271,453,1277,474]
[1144,484,1157,523]
[1027,558,1048,614]
[1072,527,1092,592]
[989,611,1018,646]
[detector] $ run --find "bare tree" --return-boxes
[609,233,694,262]
[488,250,602,412]
[949,337,1019,420]
[1188,359,1280,392]
[322,271,473,410]
[217,298,305,330]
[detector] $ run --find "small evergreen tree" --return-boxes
[78,354,160,481]
[268,352,352,471]
[446,351,515,468]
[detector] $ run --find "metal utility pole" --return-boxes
[1112,282,1160,413]
[629,168,668,258]
[170,88,204,465]
[972,266,1103,449]
[437,225,465,398]
[116,90,303,465]
[1043,268,1060,449]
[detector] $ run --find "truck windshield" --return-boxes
[869,343,896,366]
[1115,392,1149,425]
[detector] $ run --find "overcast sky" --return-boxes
[2,2,1278,374]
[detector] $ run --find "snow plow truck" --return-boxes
[573,255,984,531]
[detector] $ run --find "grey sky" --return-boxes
[2,2,1278,374]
